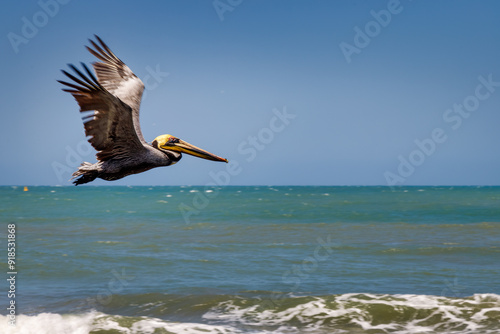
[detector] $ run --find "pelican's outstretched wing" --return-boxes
[58,62,147,161]
[85,35,146,143]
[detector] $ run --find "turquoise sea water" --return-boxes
[1,186,499,333]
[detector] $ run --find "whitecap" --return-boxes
[0,312,94,334]
[203,293,500,333]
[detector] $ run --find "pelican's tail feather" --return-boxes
[71,162,98,185]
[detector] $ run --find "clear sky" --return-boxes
[1,0,500,186]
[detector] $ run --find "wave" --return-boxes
[203,293,500,333]
[0,312,236,334]
[2,293,499,333]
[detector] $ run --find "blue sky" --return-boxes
[1,0,500,186]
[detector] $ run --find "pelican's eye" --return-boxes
[168,137,180,144]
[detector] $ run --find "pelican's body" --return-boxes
[59,36,227,185]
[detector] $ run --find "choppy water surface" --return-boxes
[0,186,499,333]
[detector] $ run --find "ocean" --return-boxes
[0,186,499,333]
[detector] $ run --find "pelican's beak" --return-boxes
[164,139,228,163]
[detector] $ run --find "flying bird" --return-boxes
[59,35,228,185]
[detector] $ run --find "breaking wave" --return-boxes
[1,292,499,333]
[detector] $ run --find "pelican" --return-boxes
[59,35,228,185]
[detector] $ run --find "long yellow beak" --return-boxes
[162,139,228,163]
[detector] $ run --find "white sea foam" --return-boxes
[203,293,500,333]
[1,294,499,334]
[0,312,246,334]
[0,312,94,334]
[96,240,124,244]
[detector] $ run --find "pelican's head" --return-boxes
[152,134,228,163]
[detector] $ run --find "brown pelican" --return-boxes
[59,35,228,185]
